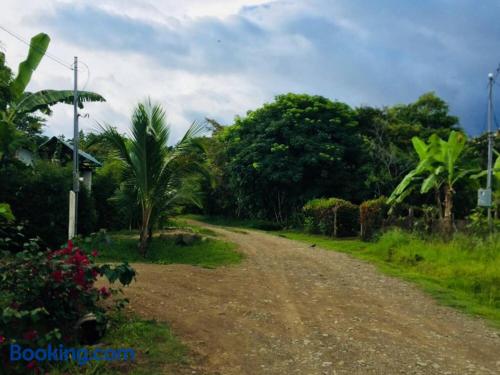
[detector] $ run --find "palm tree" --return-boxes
[388,131,475,234]
[101,100,206,256]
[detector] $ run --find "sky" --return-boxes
[1,0,500,140]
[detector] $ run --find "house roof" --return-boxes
[39,136,102,167]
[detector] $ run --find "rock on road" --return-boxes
[124,222,500,375]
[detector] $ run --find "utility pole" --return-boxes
[487,73,494,231]
[69,56,79,239]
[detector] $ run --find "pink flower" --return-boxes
[26,360,37,370]
[91,249,98,257]
[0,335,5,344]
[67,240,74,250]
[67,251,89,266]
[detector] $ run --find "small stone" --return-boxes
[322,362,333,367]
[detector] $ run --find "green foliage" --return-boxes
[10,33,50,100]
[0,240,135,373]
[0,32,104,161]
[100,100,206,255]
[0,161,96,247]
[388,131,476,233]
[0,203,14,222]
[219,93,363,223]
[357,92,460,198]
[467,208,500,235]
[200,92,463,224]
[15,89,105,115]
[303,198,358,237]
[359,197,388,240]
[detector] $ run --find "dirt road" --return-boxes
[124,222,500,375]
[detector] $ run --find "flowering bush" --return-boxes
[0,240,136,373]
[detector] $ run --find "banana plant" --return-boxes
[7,33,105,117]
[0,33,105,160]
[388,131,475,233]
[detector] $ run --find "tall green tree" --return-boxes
[357,92,460,198]
[220,93,363,223]
[101,100,206,256]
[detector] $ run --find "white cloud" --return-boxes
[1,0,499,139]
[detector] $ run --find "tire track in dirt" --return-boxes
[123,222,500,375]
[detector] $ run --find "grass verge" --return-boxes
[49,313,189,375]
[278,228,500,327]
[87,231,243,268]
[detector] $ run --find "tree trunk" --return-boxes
[139,208,151,258]
[147,226,153,243]
[443,184,454,237]
[435,188,443,220]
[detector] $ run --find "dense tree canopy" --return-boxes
[357,92,461,198]
[199,92,473,224]
[214,93,364,223]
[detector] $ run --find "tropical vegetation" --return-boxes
[100,100,206,256]
[1,29,499,372]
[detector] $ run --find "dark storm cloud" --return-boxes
[41,0,500,134]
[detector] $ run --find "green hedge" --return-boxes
[0,161,96,248]
[303,198,358,237]
[360,197,388,240]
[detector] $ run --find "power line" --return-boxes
[0,24,73,70]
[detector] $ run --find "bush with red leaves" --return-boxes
[0,240,136,373]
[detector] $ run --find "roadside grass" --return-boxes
[49,313,189,375]
[166,218,218,237]
[278,228,500,327]
[83,231,242,268]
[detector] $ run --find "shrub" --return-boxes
[0,203,42,254]
[92,162,132,231]
[0,161,97,248]
[360,197,388,240]
[0,240,136,373]
[303,198,358,237]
